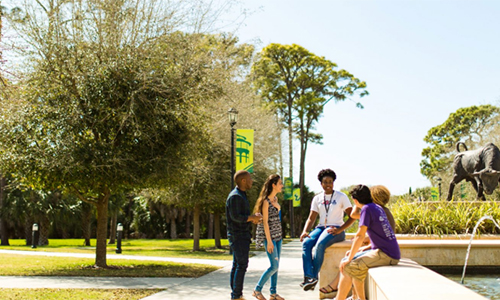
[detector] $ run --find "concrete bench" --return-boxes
[318,236,500,299]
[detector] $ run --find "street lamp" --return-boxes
[116,223,123,254]
[31,223,38,249]
[436,177,442,200]
[228,108,238,190]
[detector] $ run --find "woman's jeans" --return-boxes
[255,239,282,294]
[302,226,345,279]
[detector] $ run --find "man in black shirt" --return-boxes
[226,170,262,300]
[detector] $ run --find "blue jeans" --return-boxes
[255,239,282,294]
[230,237,251,299]
[302,226,345,279]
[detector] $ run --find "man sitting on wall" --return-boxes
[334,184,400,300]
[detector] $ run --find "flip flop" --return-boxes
[319,284,338,294]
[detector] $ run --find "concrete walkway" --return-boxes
[142,240,321,300]
[0,240,322,300]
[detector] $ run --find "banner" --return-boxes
[293,188,301,207]
[284,177,293,200]
[236,129,254,173]
[431,187,439,201]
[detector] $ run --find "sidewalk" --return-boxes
[0,240,323,300]
[142,240,321,300]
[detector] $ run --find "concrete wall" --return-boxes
[319,237,500,299]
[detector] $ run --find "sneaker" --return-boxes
[302,277,318,291]
[299,276,308,287]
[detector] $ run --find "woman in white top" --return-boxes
[299,169,355,291]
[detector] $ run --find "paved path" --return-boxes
[0,240,323,300]
[142,240,321,300]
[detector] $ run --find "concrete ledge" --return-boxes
[319,239,500,299]
[366,259,488,300]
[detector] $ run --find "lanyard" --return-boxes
[323,191,335,225]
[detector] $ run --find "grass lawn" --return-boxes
[0,238,233,260]
[0,254,219,277]
[0,289,161,300]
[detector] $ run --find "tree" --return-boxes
[252,44,368,236]
[0,0,238,267]
[420,105,500,180]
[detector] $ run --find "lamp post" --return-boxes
[228,108,238,190]
[31,223,38,249]
[116,223,123,254]
[436,177,442,200]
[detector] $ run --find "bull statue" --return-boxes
[447,142,500,201]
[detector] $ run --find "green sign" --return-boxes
[293,188,301,207]
[431,187,439,201]
[284,177,293,200]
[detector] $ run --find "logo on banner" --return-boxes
[236,129,254,173]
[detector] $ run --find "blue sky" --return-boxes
[226,0,500,195]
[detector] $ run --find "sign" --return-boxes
[431,187,439,201]
[293,188,301,207]
[236,129,254,173]
[284,177,293,200]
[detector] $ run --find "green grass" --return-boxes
[0,238,233,260]
[0,254,219,277]
[0,289,160,300]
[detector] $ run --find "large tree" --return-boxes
[0,0,237,267]
[420,105,500,180]
[252,44,368,236]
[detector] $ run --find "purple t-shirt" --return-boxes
[359,203,400,260]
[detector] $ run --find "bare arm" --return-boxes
[300,210,318,242]
[262,200,274,253]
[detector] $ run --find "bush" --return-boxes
[391,200,500,235]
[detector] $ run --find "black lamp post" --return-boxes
[31,223,38,249]
[116,223,123,254]
[228,108,238,190]
[436,177,442,200]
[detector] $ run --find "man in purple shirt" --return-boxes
[335,184,400,300]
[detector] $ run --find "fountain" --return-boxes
[461,215,500,284]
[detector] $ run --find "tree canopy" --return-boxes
[252,43,368,236]
[420,104,500,180]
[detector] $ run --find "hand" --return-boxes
[299,231,310,242]
[248,214,263,224]
[267,241,274,254]
[339,259,349,274]
[327,227,339,235]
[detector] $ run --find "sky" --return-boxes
[222,0,500,195]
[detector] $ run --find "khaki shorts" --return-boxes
[343,249,399,281]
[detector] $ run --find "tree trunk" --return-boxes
[95,188,110,268]
[214,212,221,249]
[299,134,307,211]
[25,218,32,246]
[170,215,177,239]
[108,212,117,244]
[0,176,9,245]
[288,102,294,238]
[81,201,92,246]
[208,213,214,239]
[193,204,200,251]
[185,210,191,238]
[38,215,50,246]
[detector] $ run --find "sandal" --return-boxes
[252,290,267,300]
[270,294,285,300]
[319,284,338,294]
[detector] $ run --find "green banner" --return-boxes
[236,129,254,173]
[284,177,293,200]
[293,188,301,207]
[431,187,439,201]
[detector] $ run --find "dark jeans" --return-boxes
[230,237,251,299]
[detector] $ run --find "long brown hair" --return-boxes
[253,174,281,214]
